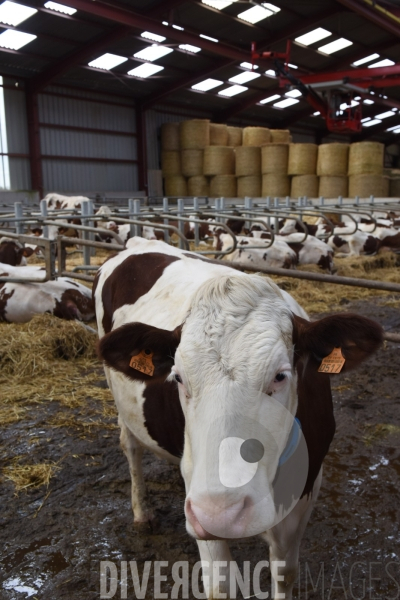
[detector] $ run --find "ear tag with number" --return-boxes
[129,349,155,376]
[318,347,345,374]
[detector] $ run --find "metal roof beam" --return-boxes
[29,25,131,93]
[335,0,400,39]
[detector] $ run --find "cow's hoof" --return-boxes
[133,512,158,532]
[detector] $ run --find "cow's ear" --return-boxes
[293,313,383,371]
[98,322,182,381]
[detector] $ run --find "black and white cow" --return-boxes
[94,237,382,600]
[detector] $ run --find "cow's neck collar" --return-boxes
[278,417,302,466]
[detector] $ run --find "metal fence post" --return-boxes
[338,195,343,206]
[14,202,23,235]
[40,199,49,239]
[88,199,95,256]
[285,196,290,208]
[128,198,135,238]
[266,196,271,209]
[319,196,324,207]
[244,196,252,231]
[177,198,186,249]
[193,197,200,247]
[370,194,374,204]
[134,199,141,237]
[81,201,90,265]
[355,195,359,205]
[163,197,169,244]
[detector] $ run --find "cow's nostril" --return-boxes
[240,438,264,463]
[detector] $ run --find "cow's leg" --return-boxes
[262,469,323,600]
[196,540,232,599]
[119,417,154,525]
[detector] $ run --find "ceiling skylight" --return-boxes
[134,45,173,62]
[313,112,321,116]
[179,44,201,53]
[0,29,36,49]
[318,38,352,54]
[295,28,331,46]
[387,125,400,132]
[88,53,127,70]
[265,69,276,77]
[44,1,76,14]
[237,4,276,24]
[288,63,298,69]
[0,1,37,26]
[368,58,395,68]
[375,110,396,120]
[364,99,374,104]
[141,31,166,43]
[218,85,248,97]
[352,53,379,67]
[285,89,302,98]
[127,63,164,78]
[259,94,280,104]
[172,24,184,30]
[273,97,299,109]
[199,33,218,42]
[363,119,381,127]
[240,62,258,70]
[202,0,234,9]
[191,78,223,91]
[361,117,371,123]
[340,100,358,110]
[229,71,260,84]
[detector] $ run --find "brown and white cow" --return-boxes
[43,192,90,211]
[0,268,94,322]
[218,233,298,269]
[0,237,34,266]
[94,237,382,599]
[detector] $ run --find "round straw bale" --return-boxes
[270,129,291,143]
[348,174,385,198]
[210,123,228,146]
[179,119,210,149]
[203,146,235,175]
[181,149,203,177]
[262,173,290,197]
[348,142,384,175]
[164,175,188,196]
[209,175,237,197]
[318,176,348,198]
[237,175,261,198]
[243,126,271,147]
[188,175,209,196]
[161,150,181,177]
[317,143,349,176]
[235,146,261,176]
[291,174,319,198]
[227,126,242,146]
[288,144,318,175]
[261,143,289,174]
[389,172,400,197]
[161,122,180,151]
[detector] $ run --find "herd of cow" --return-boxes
[1,192,392,598]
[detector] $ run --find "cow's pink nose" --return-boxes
[185,497,249,540]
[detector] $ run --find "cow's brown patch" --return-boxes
[363,235,381,255]
[0,282,14,321]
[54,289,95,321]
[143,380,185,457]
[0,242,33,266]
[380,232,400,251]
[285,242,303,257]
[101,253,180,334]
[317,253,333,272]
[332,235,347,248]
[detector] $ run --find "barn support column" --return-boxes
[136,102,148,196]
[26,86,43,198]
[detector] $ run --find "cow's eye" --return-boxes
[274,372,286,383]
[175,374,183,384]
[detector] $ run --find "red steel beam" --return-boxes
[335,0,400,39]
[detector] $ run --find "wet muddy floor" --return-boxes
[1,296,400,599]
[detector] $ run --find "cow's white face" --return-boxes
[170,276,302,539]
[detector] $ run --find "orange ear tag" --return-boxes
[129,350,155,376]
[318,347,345,374]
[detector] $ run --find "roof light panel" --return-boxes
[134,44,173,62]
[141,31,166,43]
[179,44,201,53]
[387,125,400,132]
[88,53,127,70]
[368,58,395,68]
[237,4,275,24]
[273,97,299,109]
[44,1,76,14]
[218,85,248,97]
[172,24,184,30]
[285,89,302,98]
[128,63,164,78]
[192,78,223,91]
[265,69,276,77]
[229,71,260,84]
[259,94,280,104]
[363,119,381,127]
[375,110,397,120]
[0,1,37,26]
[361,117,371,123]
[0,29,36,49]
[199,33,218,42]
[240,62,258,70]
[352,53,379,66]
[318,38,353,54]
[295,27,331,46]
[364,99,374,104]
[202,0,234,9]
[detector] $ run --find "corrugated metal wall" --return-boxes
[3,78,31,190]
[39,86,138,193]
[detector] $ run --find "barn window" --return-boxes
[0,77,10,190]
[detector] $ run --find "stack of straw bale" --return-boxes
[317,143,349,198]
[348,142,385,198]
[289,143,318,198]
